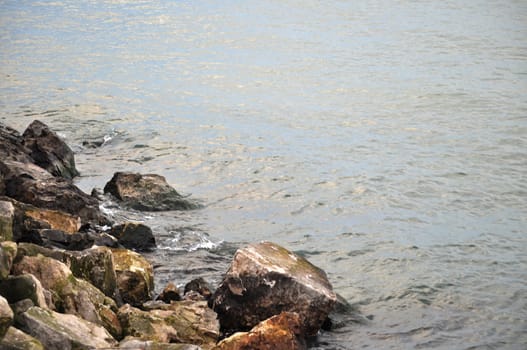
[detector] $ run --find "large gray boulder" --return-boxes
[211,241,336,337]
[16,306,117,350]
[104,172,200,211]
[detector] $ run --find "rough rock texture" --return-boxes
[16,306,117,350]
[21,120,79,179]
[214,312,306,350]
[0,123,33,164]
[110,222,156,251]
[211,241,336,336]
[0,295,14,338]
[184,277,213,301]
[156,282,182,303]
[112,248,154,307]
[11,254,121,338]
[0,326,45,350]
[120,339,202,350]
[118,300,219,349]
[0,274,48,308]
[0,241,17,279]
[104,172,200,211]
[0,201,15,242]
[0,160,106,225]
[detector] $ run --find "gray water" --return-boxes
[1,0,527,349]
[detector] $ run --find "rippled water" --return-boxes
[1,1,527,349]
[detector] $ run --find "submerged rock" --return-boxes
[16,306,117,350]
[21,120,79,179]
[0,326,45,350]
[104,172,200,211]
[110,222,156,251]
[112,248,154,307]
[214,312,306,350]
[211,241,336,337]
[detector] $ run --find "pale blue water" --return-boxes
[1,1,527,349]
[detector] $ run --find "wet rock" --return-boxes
[0,274,48,308]
[104,172,200,211]
[0,326,45,350]
[16,306,117,350]
[21,120,79,179]
[120,339,202,349]
[0,201,15,242]
[119,300,219,349]
[214,312,306,350]
[156,282,182,303]
[211,241,336,336]
[0,295,14,338]
[0,241,17,280]
[184,277,213,301]
[11,254,121,338]
[110,222,156,251]
[0,123,33,164]
[112,248,154,307]
[0,160,106,225]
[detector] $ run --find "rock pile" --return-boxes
[0,120,340,349]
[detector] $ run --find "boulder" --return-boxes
[104,172,200,211]
[110,222,156,251]
[211,241,336,336]
[156,282,181,303]
[21,120,79,179]
[112,248,154,307]
[118,300,219,349]
[0,160,106,225]
[0,326,44,350]
[11,254,121,338]
[16,306,117,350]
[0,274,48,308]
[184,277,213,301]
[0,123,33,164]
[214,312,306,350]
[0,295,14,338]
[0,241,17,279]
[120,339,202,349]
[0,201,15,242]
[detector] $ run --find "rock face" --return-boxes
[16,306,117,350]
[211,241,336,336]
[21,120,79,179]
[0,201,15,242]
[0,326,45,350]
[110,222,156,251]
[214,312,306,350]
[104,172,200,211]
[112,248,154,306]
[0,295,14,338]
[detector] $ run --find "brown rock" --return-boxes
[21,120,79,179]
[112,248,154,306]
[0,295,14,339]
[0,241,17,280]
[156,282,181,303]
[110,222,156,251]
[214,312,306,350]
[0,201,15,242]
[0,122,33,164]
[184,277,213,301]
[104,172,200,211]
[211,241,336,336]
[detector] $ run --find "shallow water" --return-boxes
[1,1,527,349]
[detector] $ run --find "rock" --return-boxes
[11,254,121,339]
[0,160,106,225]
[156,282,181,303]
[211,241,336,336]
[0,201,15,242]
[110,222,156,251]
[184,277,213,301]
[16,306,117,350]
[214,312,306,350]
[17,202,81,235]
[118,300,219,349]
[0,326,45,350]
[120,339,202,349]
[0,274,48,308]
[21,120,79,179]
[104,172,200,211]
[112,248,154,307]
[0,123,33,164]
[0,295,14,338]
[0,241,17,279]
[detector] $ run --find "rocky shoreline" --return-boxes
[0,120,343,349]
